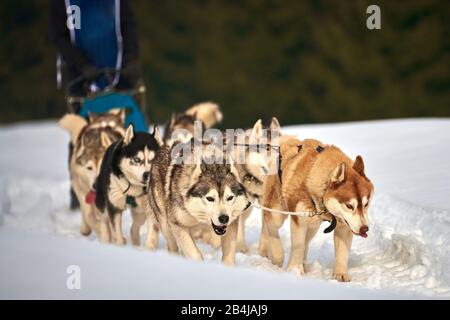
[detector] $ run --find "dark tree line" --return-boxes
[0,0,449,127]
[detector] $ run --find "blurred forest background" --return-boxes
[0,0,449,127]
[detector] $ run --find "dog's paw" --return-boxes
[80,226,92,236]
[222,257,236,266]
[100,236,110,244]
[145,241,158,251]
[116,237,127,246]
[236,242,248,253]
[287,264,306,277]
[332,272,351,282]
[258,245,268,258]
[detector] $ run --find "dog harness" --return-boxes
[122,179,146,208]
[247,141,337,233]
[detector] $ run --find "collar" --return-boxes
[278,143,325,184]
[116,176,146,198]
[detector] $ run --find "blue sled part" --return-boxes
[79,92,148,132]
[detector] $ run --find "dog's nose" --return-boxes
[359,225,369,234]
[143,171,150,181]
[218,214,229,224]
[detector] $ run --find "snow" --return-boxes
[0,118,449,299]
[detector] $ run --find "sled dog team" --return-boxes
[60,103,373,282]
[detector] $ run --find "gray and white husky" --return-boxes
[163,102,223,145]
[195,118,282,252]
[95,124,163,246]
[145,141,250,264]
[59,110,125,238]
[232,117,281,252]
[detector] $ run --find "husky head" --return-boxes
[88,108,126,130]
[74,130,118,189]
[185,162,250,236]
[165,102,222,144]
[60,112,123,189]
[323,156,374,238]
[244,117,281,179]
[116,124,163,186]
[165,112,202,143]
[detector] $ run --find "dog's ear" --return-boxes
[123,123,135,145]
[109,108,126,125]
[353,155,366,177]
[152,125,163,146]
[190,161,203,183]
[88,112,96,123]
[249,119,263,144]
[270,117,281,133]
[200,160,208,173]
[100,132,113,148]
[75,138,85,159]
[330,162,346,186]
[169,113,176,127]
[119,109,126,125]
[226,155,240,178]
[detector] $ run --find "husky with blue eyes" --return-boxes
[95,124,163,246]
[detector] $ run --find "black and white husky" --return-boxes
[95,124,163,246]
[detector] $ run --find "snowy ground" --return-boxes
[0,118,449,299]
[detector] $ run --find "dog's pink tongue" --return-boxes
[360,232,368,238]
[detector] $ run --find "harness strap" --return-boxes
[122,179,146,198]
[123,180,131,194]
[272,142,337,232]
[277,153,283,183]
[249,200,328,217]
[250,200,337,233]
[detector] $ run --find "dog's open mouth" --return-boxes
[352,230,368,238]
[359,232,368,238]
[343,219,369,238]
[211,222,227,236]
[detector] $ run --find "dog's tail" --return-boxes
[59,114,88,142]
[185,102,223,129]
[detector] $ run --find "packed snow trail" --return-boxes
[0,119,449,298]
